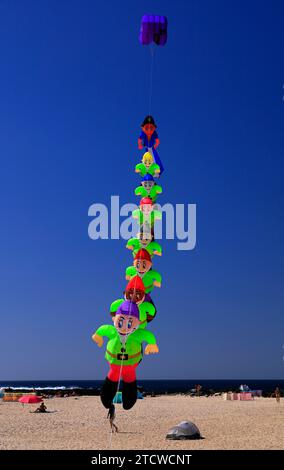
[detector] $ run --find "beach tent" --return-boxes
[223,392,254,401]
[3,392,36,402]
[166,421,201,440]
[239,392,253,401]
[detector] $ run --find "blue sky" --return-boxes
[0,0,283,380]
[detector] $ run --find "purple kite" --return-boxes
[139,14,168,46]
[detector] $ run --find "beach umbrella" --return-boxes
[18,395,42,404]
[166,421,202,440]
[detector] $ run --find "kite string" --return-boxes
[108,355,125,448]
[148,45,155,116]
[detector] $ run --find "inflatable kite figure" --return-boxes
[110,276,157,328]
[135,174,162,203]
[138,115,164,174]
[126,249,162,294]
[135,151,160,178]
[126,232,162,257]
[124,275,146,304]
[124,275,157,316]
[92,300,158,417]
[139,14,168,47]
[132,197,162,228]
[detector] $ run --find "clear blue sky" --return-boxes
[0,0,283,380]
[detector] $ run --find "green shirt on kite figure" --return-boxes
[126,234,162,258]
[132,196,162,228]
[125,248,162,293]
[92,300,158,413]
[94,323,157,366]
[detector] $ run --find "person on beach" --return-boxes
[275,387,281,403]
[195,384,202,397]
[34,402,47,413]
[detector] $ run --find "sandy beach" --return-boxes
[0,395,283,450]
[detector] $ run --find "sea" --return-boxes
[0,379,283,394]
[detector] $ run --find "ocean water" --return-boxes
[0,379,283,393]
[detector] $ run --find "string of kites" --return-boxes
[92,14,168,425]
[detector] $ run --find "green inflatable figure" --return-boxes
[110,275,156,328]
[126,232,162,258]
[135,151,160,177]
[135,174,162,203]
[132,197,162,228]
[125,248,162,294]
[92,300,158,414]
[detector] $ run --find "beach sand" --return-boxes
[0,396,283,450]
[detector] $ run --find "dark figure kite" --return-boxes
[139,14,167,46]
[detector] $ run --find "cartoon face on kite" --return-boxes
[138,116,160,149]
[135,152,160,177]
[133,249,152,275]
[126,252,162,294]
[142,152,154,168]
[141,174,155,192]
[110,292,157,329]
[134,175,162,204]
[125,288,145,304]
[132,203,161,234]
[143,123,156,138]
[139,230,153,245]
[112,301,140,336]
[124,276,145,304]
[141,115,157,140]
